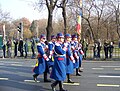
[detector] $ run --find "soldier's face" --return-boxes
[41,38,46,42]
[52,38,56,42]
[66,37,71,42]
[60,37,64,43]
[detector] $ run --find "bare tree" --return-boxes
[35,0,58,40]
[109,0,120,39]
[0,9,11,22]
[56,0,68,34]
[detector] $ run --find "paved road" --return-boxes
[0,58,120,91]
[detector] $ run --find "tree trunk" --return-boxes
[46,10,53,41]
[62,5,67,34]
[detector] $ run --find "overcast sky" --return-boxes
[0,0,48,22]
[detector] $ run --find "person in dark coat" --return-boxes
[82,38,88,59]
[108,41,114,58]
[104,40,109,59]
[31,38,35,59]
[119,40,120,48]
[50,33,68,91]
[97,39,102,58]
[18,38,24,57]
[13,39,18,58]
[6,39,12,58]
[24,38,28,58]
[2,42,6,58]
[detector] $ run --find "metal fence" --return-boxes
[85,45,120,60]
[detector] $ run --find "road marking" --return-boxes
[92,68,104,70]
[98,75,120,78]
[31,65,35,67]
[0,61,20,64]
[101,66,120,68]
[0,78,9,80]
[114,68,120,70]
[24,80,40,83]
[97,84,119,87]
[63,82,80,85]
[0,63,4,65]
[11,64,22,66]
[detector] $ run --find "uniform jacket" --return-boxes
[50,42,67,81]
[33,42,49,74]
[66,42,74,74]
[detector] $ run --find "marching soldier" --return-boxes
[47,35,56,68]
[77,36,84,73]
[71,34,81,76]
[50,33,68,91]
[65,33,75,83]
[32,34,50,82]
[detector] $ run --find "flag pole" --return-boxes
[76,0,83,39]
[79,0,82,38]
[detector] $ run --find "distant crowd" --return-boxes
[1,35,116,60]
[2,37,37,59]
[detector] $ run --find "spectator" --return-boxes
[31,38,35,59]
[6,39,12,58]
[18,38,24,57]
[93,41,98,59]
[97,39,102,58]
[13,39,18,58]
[82,38,88,59]
[108,41,114,58]
[2,42,6,58]
[24,38,28,58]
[118,40,120,48]
[104,40,109,60]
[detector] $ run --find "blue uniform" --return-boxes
[33,42,49,74]
[50,42,66,81]
[47,41,55,67]
[66,42,74,74]
[78,43,84,68]
[71,41,79,69]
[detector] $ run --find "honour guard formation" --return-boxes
[32,32,84,91]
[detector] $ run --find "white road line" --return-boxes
[92,68,104,70]
[97,84,119,87]
[0,61,20,63]
[98,75,120,78]
[0,78,9,80]
[114,68,120,70]
[101,66,120,68]
[31,65,35,67]
[63,82,80,85]
[24,80,40,83]
[11,64,22,66]
[0,63,4,65]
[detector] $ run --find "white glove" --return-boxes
[64,43,68,47]
[73,60,75,63]
[46,58,49,61]
[49,55,52,59]
[77,56,79,59]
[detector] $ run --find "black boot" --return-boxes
[59,81,68,91]
[67,74,74,83]
[76,69,81,76]
[51,81,59,91]
[33,74,38,81]
[44,72,51,82]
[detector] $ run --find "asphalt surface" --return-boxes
[0,58,120,91]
